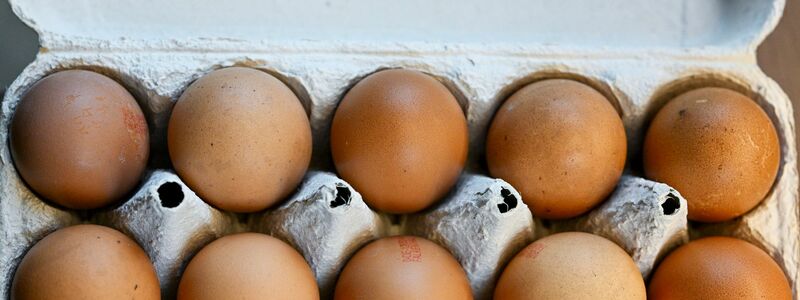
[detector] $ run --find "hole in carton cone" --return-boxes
[497,188,518,213]
[330,185,352,208]
[158,182,184,208]
[661,193,680,216]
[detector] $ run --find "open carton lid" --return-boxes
[9,0,786,60]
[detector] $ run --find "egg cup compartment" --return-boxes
[2,0,799,297]
[639,70,799,288]
[0,59,167,299]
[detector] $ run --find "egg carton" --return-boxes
[1,0,797,299]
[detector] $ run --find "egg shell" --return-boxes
[648,236,791,300]
[643,87,780,222]
[330,69,469,214]
[177,233,319,300]
[9,70,149,209]
[486,79,627,219]
[11,224,160,300]
[494,232,645,300]
[168,67,312,213]
[334,235,472,300]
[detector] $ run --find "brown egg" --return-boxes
[11,224,160,300]
[649,236,791,299]
[334,236,472,300]
[330,69,468,213]
[10,70,149,209]
[177,233,318,300]
[486,79,626,219]
[168,67,312,212]
[643,87,780,222]
[495,232,645,300]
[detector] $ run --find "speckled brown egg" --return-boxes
[10,70,149,209]
[643,87,780,222]
[177,233,318,300]
[330,69,468,213]
[648,236,791,300]
[486,79,626,219]
[494,232,645,300]
[334,236,472,300]
[11,224,160,300]
[168,67,312,213]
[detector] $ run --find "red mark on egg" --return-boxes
[398,237,422,262]
[524,243,545,260]
[64,95,77,105]
[123,105,147,145]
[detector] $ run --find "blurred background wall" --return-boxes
[0,0,37,92]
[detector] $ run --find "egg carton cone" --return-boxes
[531,175,689,279]
[575,175,689,278]
[251,171,385,299]
[91,170,241,299]
[1,0,798,298]
[403,174,534,299]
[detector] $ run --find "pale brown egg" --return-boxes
[494,232,645,300]
[643,87,780,222]
[10,70,149,209]
[486,79,626,219]
[330,69,468,213]
[168,67,312,212]
[177,233,318,300]
[11,224,160,300]
[649,236,791,300]
[334,236,472,300]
